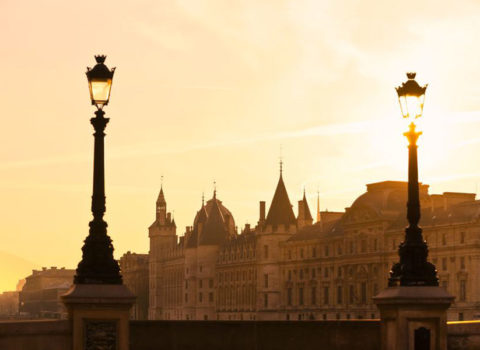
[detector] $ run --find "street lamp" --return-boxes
[388,72,438,287]
[86,55,115,109]
[74,55,122,284]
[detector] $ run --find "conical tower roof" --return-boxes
[265,173,296,226]
[301,190,313,221]
[186,204,208,248]
[156,186,166,205]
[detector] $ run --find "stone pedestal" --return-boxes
[373,287,453,350]
[62,284,135,350]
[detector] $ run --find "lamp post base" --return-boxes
[373,287,453,350]
[62,284,135,350]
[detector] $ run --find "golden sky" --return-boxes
[1,0,480,292]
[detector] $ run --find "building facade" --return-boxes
[143,173,480,321]
[119,251,149,320]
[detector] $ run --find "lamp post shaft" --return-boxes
[389,122,438,287]
[406,123,421,240]
[74,109,122,285]
[91,109,108,220]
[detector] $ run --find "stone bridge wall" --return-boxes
[0,320,71,350]
[130,320,380,350]
[1,319,480,350]
[448,321,480,350]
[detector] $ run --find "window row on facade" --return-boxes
[284,230,470,261]
[284,282,378,307]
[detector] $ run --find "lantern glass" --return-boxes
[396,72,427,120]
[89,78,112,107]
[398,94,425,119]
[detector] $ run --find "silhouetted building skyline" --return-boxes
[129,170,480,322]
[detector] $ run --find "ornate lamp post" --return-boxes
[62,56,133,350]
[374,73,452,350]
[388,72,438,287]
[74,55,122,284]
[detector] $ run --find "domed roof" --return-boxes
[347,181,429,217]
[193,194,235,231]
[186,192,236,248]
[199,199,229,245]
[289,181,480,240]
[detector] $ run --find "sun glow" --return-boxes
[371,104,452,176]
[416,110,451,169]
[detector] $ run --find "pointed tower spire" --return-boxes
[157,175,166,206]
[265,167,296,227]
[279,145,283,177]
[156,181,167,223]
[157,187,166,204]
[302,190,313,221]
[297,188,313,228]
[213,180,217,199]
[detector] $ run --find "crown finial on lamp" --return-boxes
[406,72,416,79]
[95,55,107,64]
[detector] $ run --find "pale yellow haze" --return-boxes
[0,0,480,292]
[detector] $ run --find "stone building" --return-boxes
[0,291,19,318]
[19,267,74,319]
[144,171,480,321]
[278,181,480,322]
[119,252,149,320]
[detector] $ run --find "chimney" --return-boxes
[259,201,266,222]
[245,223,251,232]
[167,212,171,222]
